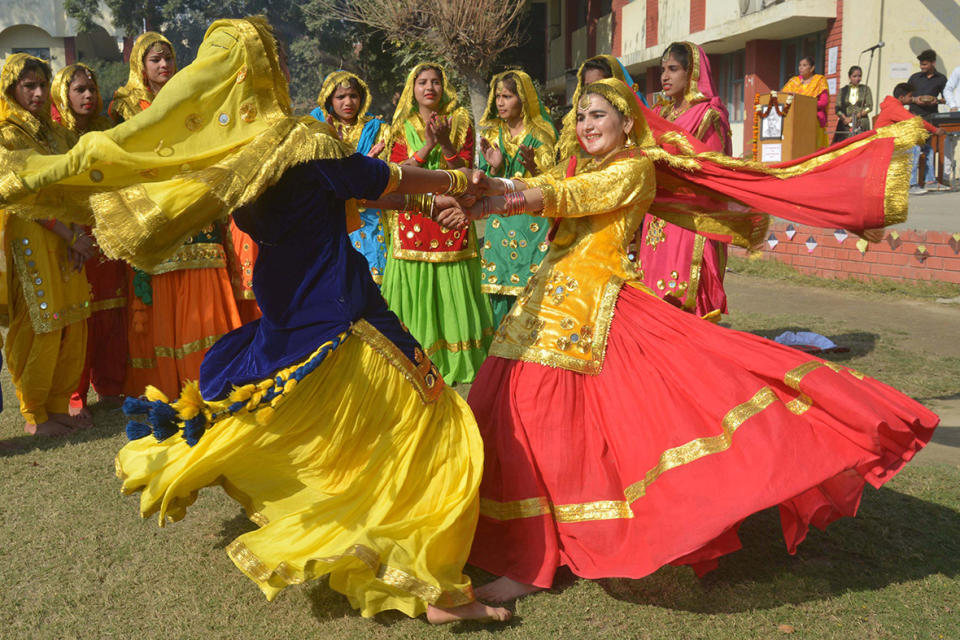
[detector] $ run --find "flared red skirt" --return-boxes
[468,284,938,587]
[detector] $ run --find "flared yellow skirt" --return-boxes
[116,330,482,618]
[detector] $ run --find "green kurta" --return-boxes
[479,128,553,326]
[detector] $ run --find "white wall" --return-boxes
[842,0,960,111]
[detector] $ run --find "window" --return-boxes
[780,31,827,86]
[13,47,51,61]
[575,0,589,29]
[714,50,745,123]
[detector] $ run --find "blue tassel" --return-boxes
[126,421,152,441]
[148,401,180,441]
[122,396,153,417]
[182,414,207,447]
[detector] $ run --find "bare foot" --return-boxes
[51,412,91,431]
[24,420,72,437]
[426,600,511,624]
[68,406,95,428]
[474,576,544,603]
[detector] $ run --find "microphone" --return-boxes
[862,42,885,53]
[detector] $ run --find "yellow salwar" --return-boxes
[6,261,87,423]
[116,329,481,617]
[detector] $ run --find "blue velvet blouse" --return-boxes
[198,153,419,401]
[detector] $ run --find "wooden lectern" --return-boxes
[753,93,819,163]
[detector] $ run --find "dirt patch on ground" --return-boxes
[725,272,960,466]
[724,272,960,358]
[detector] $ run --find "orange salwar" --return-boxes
[125,266,242,399]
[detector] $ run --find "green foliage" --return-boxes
[84,59,128,109]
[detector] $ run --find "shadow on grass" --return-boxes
[214,512,257,549]
[599,485,960,613]
[0,402,126,457]
[726,327,880,361]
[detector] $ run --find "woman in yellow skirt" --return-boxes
[0,17,508,624]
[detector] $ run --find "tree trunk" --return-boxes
[464,72,490,166]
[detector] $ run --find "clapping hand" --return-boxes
[479,137,504,172]
[367,141,385,158]
[432,113,453,148]
[519,144,537,174]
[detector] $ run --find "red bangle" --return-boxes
[412,150,426,164]
[443,152,459,163]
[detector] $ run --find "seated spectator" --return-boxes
[876,83,944,194]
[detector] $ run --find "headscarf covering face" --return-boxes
[655,42,732,154]
[51,63,110,133]
[559,54,645,159]
[316,70,372,123]
[390,62,471,150]
[479,69,557,150]
[0,53,56,143]
[110,32,177,122]
[0,17,344,270]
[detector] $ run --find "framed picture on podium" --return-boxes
[761,112,783,140]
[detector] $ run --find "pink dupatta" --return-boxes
[637,42,730,316]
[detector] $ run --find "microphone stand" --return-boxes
[859,45,880,131]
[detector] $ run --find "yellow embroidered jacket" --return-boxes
[489,148,656,374]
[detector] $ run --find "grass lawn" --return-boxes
[726,255,960,301]
[1,290,958,639]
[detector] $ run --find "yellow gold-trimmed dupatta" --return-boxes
[0,18,349,272]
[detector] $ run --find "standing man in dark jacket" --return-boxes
[907,49,947,193]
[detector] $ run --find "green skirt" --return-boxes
[381,253,494,384]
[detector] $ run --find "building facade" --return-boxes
[542,0,960,156]
[1,1,123,67]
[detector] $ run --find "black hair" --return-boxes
[498,73,519,95]
[893,82,914,98]
[415,64,444,85]
[18,57,52,83]
[917,49,936,63]
[324,76,366,115]
[799,55,816,69]
[580,58,613,82]
[662,43,690,71]
[848,65,862,77]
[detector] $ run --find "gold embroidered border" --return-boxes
[129,356,156,369]
[153,334,223,360]
[148,242,227,275]
[490,278,624,375]
[90,296,126,312]
[683,234,706,311]
[350,318,444,404]
[389,212,478,262]
[480,385,785,523]
[249,511,269,527]
[423,327,494,356]
[481,282,525,296]
[694,108,720,141]
[10,233,91,334]
[226,539,472,607]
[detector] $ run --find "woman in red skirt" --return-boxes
[454,78,939,602]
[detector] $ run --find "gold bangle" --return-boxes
[444,169,468,197]
[383,162,402,195]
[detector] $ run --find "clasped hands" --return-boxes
[434,169,503,230]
